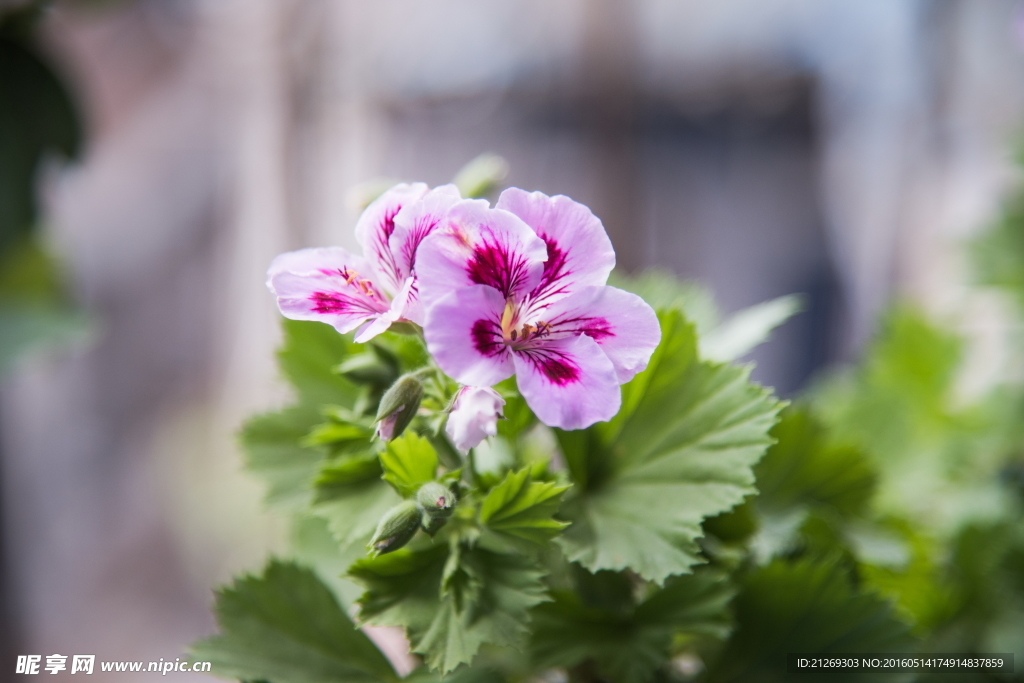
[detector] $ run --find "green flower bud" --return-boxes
[375,374,424,440]
[417,482,455,519]
[369,500,421,555]
[420,510,449,537]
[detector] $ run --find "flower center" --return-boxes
[340,268,385,302]
[499,299,551,346]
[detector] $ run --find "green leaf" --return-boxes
[494,379,536,443]
[811,307,1009,533]
[314,478,402,551]
[608,269,719,336]
[557,310,782,583]
[242,320,369,509]
[381,432,439,497]
[754,407,877,516]
[0,19,82,252]
[191,559,398,683]
[315,452,383,488]
[701,294,804,362]
[973,185,1024,309]
[0,231,88,375]
[530,570,734,683]
[707,558,913,683]
[278,319,361,408]
[350,545,549,674]
[291,514,370,608]
[452,153,509,199]
[242,406,324,511]
[479,468,569,545]
[0,302,90,375]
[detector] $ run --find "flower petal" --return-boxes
[496,188,615,307]
[267,247,391,335]
[446,386,506,452]
[416,200,548,305]
[355,182,430,294]
[539,285,661,384]
[424,284,515,387]
[513,333,621,430]
[390,184,463,323]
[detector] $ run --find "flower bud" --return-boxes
[368,500,421,555]
[375,373,424,441]
[445,386,505,452]
[417,482,455,519]
[420,511,448,537]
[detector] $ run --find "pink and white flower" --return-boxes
[418,189,661,430]
[445,386,506,452]
[267,183,461,342]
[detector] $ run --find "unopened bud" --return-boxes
[421,511,448,537]
[417,482,455,519]
[445,386,505,452]
[369,500,421,555]
[375,374,424,441]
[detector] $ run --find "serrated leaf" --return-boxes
[350,546,549,674]
[530,570,734,683]
[314,478,402,551]
[557,310,782,583]
[291,514,370,608]
[479,468,569,545]
[608,269,719,335]
[755,407,877,516]
[242,320,366,509]
[707,558,913,683]
[190,559,398,683]
[315,452,383,489]
[278,318,361,408]
[381,432,439,497]
[303,421,374,448]
[701,294,804,362]
[242,406,324,511]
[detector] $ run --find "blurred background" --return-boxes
[3,0,1024,678]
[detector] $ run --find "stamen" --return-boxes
[500,299,517,339]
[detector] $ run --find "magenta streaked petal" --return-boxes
[355,183,430,294]
[496,188,615,307]
[391,184,462,275]
[541,285,661,384]
[384,275,418,323]
[513,334,620,430]
[267,247,391,335]
[424,284,515,387]
[267,246,368,281]
[416,201,547,306]
[354,311,396,343]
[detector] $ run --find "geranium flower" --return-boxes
[267,183,461,342]
[446,386,506,452]
[417,189,660,430]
